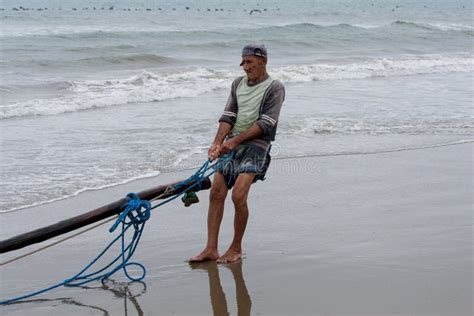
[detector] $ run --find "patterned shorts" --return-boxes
[219,143,271,189]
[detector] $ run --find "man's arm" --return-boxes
[255,82,285,137]
[210,77,243,160]
[208,122,232,160]
[219,123,263,155]
[209,122,263,160]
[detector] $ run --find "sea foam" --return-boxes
[1,53,472,119]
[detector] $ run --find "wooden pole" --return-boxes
[0,178,211,254]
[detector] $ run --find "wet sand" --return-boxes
[1,142,472,315]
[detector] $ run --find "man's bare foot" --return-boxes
[188,248,219,263]
[217,248,242,264]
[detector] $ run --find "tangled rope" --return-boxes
[0,154,234,305]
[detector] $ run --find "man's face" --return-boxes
[240,56,267,81]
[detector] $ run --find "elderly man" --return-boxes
[190,44,285,263]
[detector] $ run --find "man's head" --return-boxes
[240,43,268,82]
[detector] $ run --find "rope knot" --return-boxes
[110,193,151,232]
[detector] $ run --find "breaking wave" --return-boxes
[1,53,472,119]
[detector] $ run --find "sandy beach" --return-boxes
[1,142,472,315]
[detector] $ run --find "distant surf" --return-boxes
[2,20,473,38]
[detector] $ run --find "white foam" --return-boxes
[0,170,161,214]
[170,146,207,168]
[422,22,474,31]
[2,53,472,119]
[0,25,176,38]
[1,69,233,118]
[357,20,474,31]
[293,116,474,135]
[272,53,473,83]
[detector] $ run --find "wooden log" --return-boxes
[0,178,211,254]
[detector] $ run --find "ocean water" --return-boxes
[0,0,472,212]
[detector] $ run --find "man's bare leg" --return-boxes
[217,173,255,264]
[189,172,228,262]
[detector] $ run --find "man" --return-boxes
[189,44,285,263]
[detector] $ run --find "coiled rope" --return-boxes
[0,154,234,305]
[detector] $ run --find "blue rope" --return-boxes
[150,152,234,211]
[0,153,234,305]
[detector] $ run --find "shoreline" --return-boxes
[2,138,472,215]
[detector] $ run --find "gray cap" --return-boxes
[241,43,267,58]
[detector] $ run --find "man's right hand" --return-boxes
[208,143,221,161]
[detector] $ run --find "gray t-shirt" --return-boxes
[219,75,285,149]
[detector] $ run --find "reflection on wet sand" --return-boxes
[10,279,146,316]
[190,261,252,316]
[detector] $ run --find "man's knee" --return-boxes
[231,174,254,207]
[231,190,248,208]
[210,183,227,202]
